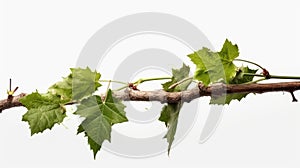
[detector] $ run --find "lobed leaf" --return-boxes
[20,92,66,135]
[75,90,128,158]
[48,67,101,101]
[159,63,191,155]
[187,39,239,86]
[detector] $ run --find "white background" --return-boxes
[0,0,299,168]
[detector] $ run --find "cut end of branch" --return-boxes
[0,93,27,113]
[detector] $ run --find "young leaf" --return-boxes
[162,63,191,92]
[71,67,101,100]
[49,67,101,101]
[48,74,73,102]
[20,92,66,135]
[187,39,239,86]
[75,90,128,158]
[159,63,191,155]
[210,66,258,104]
[219,39,239,61]
[231,66,258,84]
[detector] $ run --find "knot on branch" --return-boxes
[198,83,208,96]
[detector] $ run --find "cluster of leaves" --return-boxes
[20,65,191,158]
[188,39,257,104]
[19,39,258,158]
[20,67,115,158]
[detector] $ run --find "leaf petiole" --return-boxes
[234,59,265,70]
[103,80,112,103]
[244,78,266,84]
[133,77,172,85]
[99,80,128,85]
[168,77,193,90]
[114,76,172,91]
[243,73,300,80]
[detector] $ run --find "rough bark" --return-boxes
[1,82,299,113]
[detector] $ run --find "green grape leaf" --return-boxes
[210,93,249,105]
[49,67,101,101]
[48,74,73,102]
[159,103,181,155]
[162,63,191,92]
[187,39,239,86]
[231,66,258,84]
[159,63,191,155]
[71,67,101,100]
[210,66,258,104]
[20,92,66,135]
[219,39,239,61]
[75,90,128,158]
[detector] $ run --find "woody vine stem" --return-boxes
[1,74,300,112]
[1,39,300,159]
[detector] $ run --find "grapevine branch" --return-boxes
[1,81,299,113]
[2,40,300,159]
